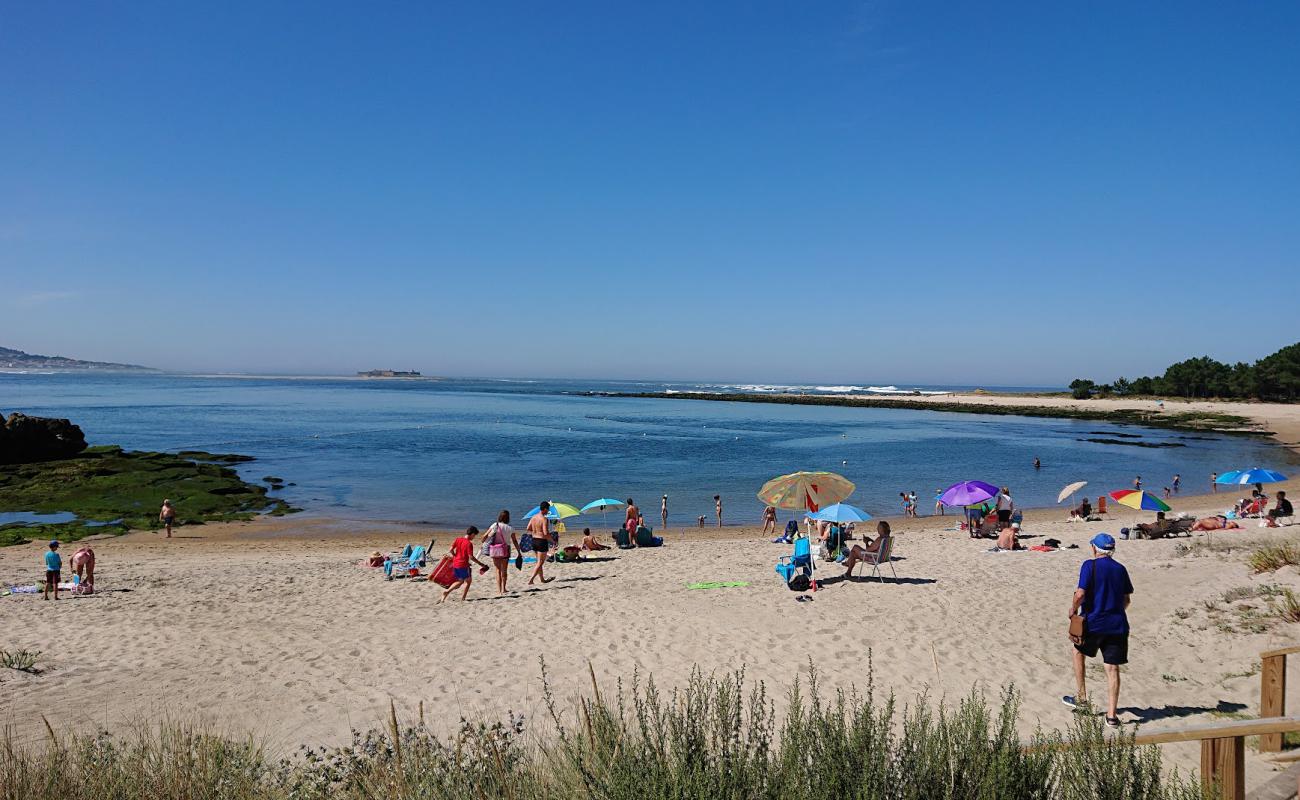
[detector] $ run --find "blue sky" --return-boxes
[2,1,1297,384]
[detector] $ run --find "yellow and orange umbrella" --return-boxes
[757,471,855,512]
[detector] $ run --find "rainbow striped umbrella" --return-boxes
[1108,490,1170,512]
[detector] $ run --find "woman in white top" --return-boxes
[480,509,516,596]
[995,487,1014,528]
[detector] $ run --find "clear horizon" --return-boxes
[3,2,1297,384]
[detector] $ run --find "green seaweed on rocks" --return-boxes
[0,445,296,546]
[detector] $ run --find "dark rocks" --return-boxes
[0,412,88,464]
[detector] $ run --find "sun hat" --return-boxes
[1090,533,1116,552]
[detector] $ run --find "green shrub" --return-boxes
[0,662,1209,799]
[1248,542,1300,574]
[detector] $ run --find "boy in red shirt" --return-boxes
[440,526,488,603]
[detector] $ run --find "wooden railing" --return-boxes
[1259,644,1300,753]
[1130,716,1300,800]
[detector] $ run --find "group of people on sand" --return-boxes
[438,498,650,602]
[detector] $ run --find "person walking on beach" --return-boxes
[715,495,723,527]
[995,487,1014,529]
[661,495,668,531]
[761,505,777,536]
[1063,533,1133,728]
[440,526,488,602]
[481,510,515,596]
[527,502,554,585]
[43,540,61,601]
[159,499,176,538]
[934,489,945,516]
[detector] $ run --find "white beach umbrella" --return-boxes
[1058,481,1088,504]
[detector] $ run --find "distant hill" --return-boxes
[0,346,154,372]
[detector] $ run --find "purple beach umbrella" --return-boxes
[939,480,999,508]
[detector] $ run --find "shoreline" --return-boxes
[593,390,1300,455]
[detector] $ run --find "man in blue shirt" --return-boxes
[1063,533,1133,728]
[43,539,62,601]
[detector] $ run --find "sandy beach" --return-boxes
[4,395,1300,791]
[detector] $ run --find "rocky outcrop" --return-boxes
[0,412,88,464]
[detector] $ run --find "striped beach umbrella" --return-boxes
[521,501,583,520]
[757,471,855,512]
[1108,490,1170,512]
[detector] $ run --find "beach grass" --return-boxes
[0,664,1207,799]
[0,445,297,546]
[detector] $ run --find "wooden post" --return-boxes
[1261,653,1288,752]
[1200,736,1245,800]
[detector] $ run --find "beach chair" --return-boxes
[821,526,845,561]
[854,534,897,582]
[635,526,663,547]
[776,535,812,589]
[612,528,634,549]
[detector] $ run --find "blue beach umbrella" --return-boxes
[581,498,627,528]
[809,503,873,523]
[1215,468,1288,485]
[581,498,626,513]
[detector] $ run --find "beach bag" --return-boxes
[1069,555,1096,643]
[788,573,810,592]
[428,556,456,588]
[484,523,511,559]
[518,532,534,552]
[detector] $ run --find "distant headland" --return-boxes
[0,345,153,372]
[357,369,422,378]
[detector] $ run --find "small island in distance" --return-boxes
[356,369,422,377]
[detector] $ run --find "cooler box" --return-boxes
[428,556,456,587]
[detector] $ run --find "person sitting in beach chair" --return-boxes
[1237,492,1268,518]
[841,521,896,580]
[819,523,845,561]
[1069,498,1093,522]
[1266,491,1293,528]
[634,526,663,547]
[612,528,635,549]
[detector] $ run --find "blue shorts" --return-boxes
[452,567,471,580]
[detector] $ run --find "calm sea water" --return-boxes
[2,373,1292,528]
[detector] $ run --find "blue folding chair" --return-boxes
[775,536,812,587]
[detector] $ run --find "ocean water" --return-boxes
[2,372,1292,529]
